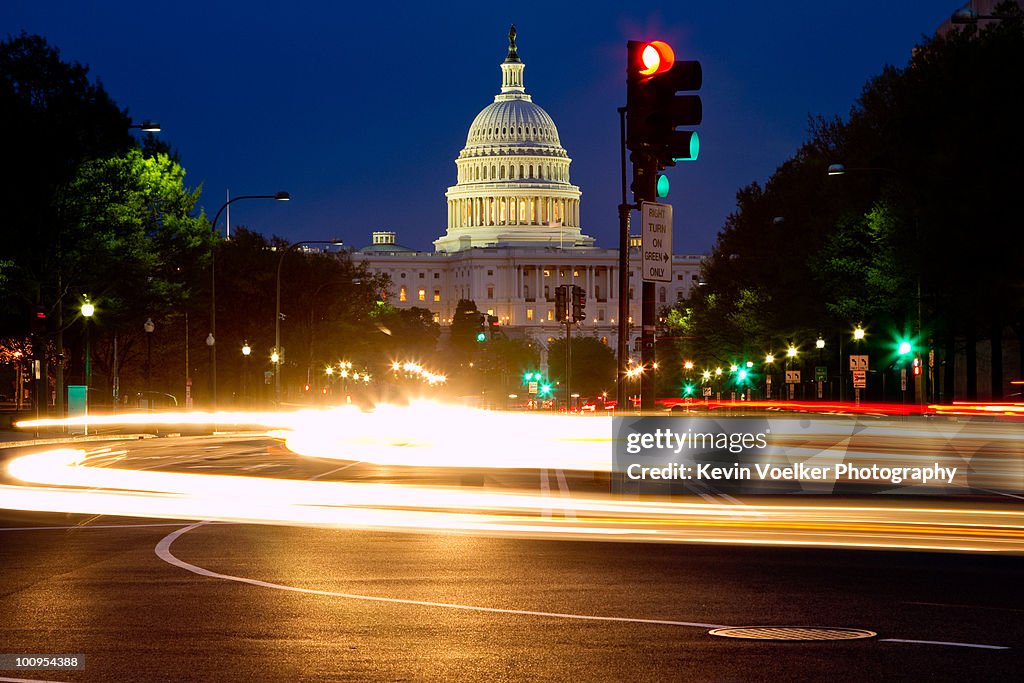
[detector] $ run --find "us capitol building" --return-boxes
[352,27,703,357]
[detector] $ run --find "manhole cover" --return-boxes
[708,627,876,641]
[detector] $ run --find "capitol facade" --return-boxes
[353,28,703,359]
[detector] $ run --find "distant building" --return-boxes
[353,28,703,362]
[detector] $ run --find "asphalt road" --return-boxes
[1,434,1022,681]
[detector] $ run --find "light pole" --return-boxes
[144,318,154,401]
[82,299,95,390]
[129,121,161,132]
[274,239,344,405]
[241,341,251,406]
[786,343,798,400]
[208,191,290,409]
[765,353,775,400]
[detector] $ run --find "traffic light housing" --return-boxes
[475,313,488,342]
[555,285,568,323]
[486,314,499,339]
[571,285,586,323]
[31,305,47,335]
[626,40,702,168]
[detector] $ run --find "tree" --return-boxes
[449,299,483,357]
[0,32,133,323]
[547,336,616,398]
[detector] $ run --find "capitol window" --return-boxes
[547,310,554,321]
[418,289,426,301]
[434,290,441,302]
[399,287,407,302]
[526,308,534,321]
[487,286,493,299]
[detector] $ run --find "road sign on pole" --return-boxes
[849,355,869,371]
[852,370,867,389]
[641,201,672,282]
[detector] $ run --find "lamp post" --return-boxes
[274,239,344,405]
[81,300,95,390]
[765,353,775,400]
[129,121,161,132]
[241,341,251,406]
[144,318,154,400]
[207,191,290,409]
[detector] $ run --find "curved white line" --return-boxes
[154,524,1013,651]
[155,522,726,630]
[879,638,1009,650]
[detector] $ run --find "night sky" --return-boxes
[2,1,958,254]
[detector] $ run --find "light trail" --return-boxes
[3,447,1024,553]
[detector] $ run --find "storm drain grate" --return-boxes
[708,627,876,641]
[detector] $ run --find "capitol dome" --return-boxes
[434,26,594,253]
[465,99,562,150]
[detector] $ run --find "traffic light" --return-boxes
[31,305,47,334]
[486,314,499,339]
[626,40,702,167]
[555,285,568,323]
[912,357,922,376]
[571,285,586,323]
[897,340,912,356]
[656,174,670,198]
[476,313,487,342]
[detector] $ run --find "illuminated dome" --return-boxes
[434,26,594,252]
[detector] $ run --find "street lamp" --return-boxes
[274,239,344,405]
[81,299,95,389]
[129,121,161,132]
[207,191,290,409]
[144,318,155,398]
[240,341,252,405]
[765,353,775,399]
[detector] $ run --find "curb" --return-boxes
[0,433,157,450]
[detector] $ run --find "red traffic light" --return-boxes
[637,41,675,77]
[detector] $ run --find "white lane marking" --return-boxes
[975,487,1024,501]
[879,638,1009,650]
[0,522,214,532]
[310,461,364,480]
[899,601,1024,613]
[554,469,576,519]
[155,522,726,630]
[539,468,551,517]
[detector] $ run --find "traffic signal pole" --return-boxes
[622,40,702,413]
[616,108,631,412]
[633,152,659,411]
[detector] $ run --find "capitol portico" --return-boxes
[353,27,703,357]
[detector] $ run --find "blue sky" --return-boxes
[2,1,958,253]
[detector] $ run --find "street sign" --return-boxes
[849,355,869,371]
[814,366,827,382]
[901,368,907,391]
[785,370,801,384]
[853,370,867,389]
[702,386,712,397]
[528,381,538,395]
[641,201,672,282]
